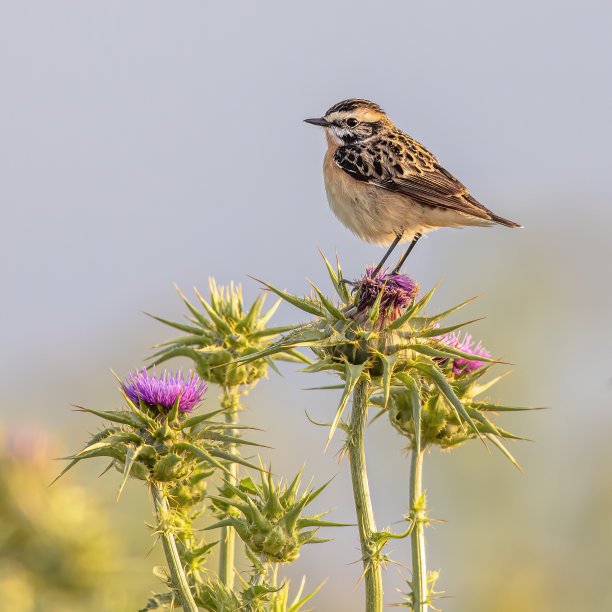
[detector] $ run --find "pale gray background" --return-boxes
[1,1,611,610]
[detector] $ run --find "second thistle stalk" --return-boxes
[349,377,383,612]
[410,446,427,612]
[219,388,240,588]
[409,380,427,612]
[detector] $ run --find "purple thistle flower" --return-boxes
[121,367,207,414]
[355,267,419,324]
[435,331,491,375]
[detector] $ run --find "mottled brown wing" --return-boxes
[333,138,519,227]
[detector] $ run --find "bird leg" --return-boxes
[371,231,404,277]
[391,233,422,275]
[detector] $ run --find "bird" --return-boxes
[304,99,521,275]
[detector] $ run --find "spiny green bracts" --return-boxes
[143,568,325,612]
[148,279,310,395]
[55,369,263,491]
[223,253,509,449]
[205,467,347,564]
[371,367,536,468]
[195,569,325,612]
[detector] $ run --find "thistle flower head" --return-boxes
[121,367,207,414]
[355,267,419,324]
[435,331,491,375]
[57,369,260,491]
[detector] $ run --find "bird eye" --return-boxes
[346,118,359,127]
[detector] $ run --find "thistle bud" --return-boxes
[378,355,528,464]
[206,469,346,564]
[150,280,293,393]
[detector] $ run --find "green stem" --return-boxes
[349,377,384,612]
[219,387,240,588]
[408,375,427,612]
[410,445,427,612]
[250,556,270,587]
[245,557,270,612]
[150,482,198,612]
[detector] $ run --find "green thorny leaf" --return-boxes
[148,279,311,392]
[325,361,366,449]
[205,465,347,564]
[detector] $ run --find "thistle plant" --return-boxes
[227,253,535,612]
[149,280,307,588]
[57,367,259,611]
[54,252,535,611]
[57,278,344,611]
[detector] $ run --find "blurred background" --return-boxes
[1,1,611,610]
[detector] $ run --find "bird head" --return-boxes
[305,99,389,145]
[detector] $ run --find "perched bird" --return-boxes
[305,99,520,274]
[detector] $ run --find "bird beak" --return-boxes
[304,117,331,128]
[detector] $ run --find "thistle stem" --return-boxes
[407,372,427,612]
[349,377,384,612]
[219,388,240,588]
[250,556,270,587]
[150,482,198,612]
[245,557,270,612]
[410,444,427,612]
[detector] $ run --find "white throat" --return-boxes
[327,126,351,145]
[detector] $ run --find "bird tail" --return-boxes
[489,213,522,228]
